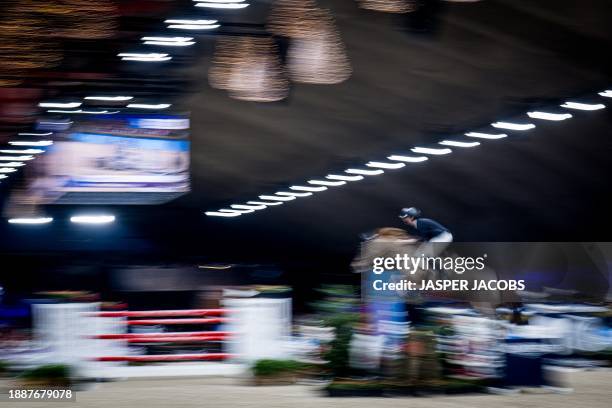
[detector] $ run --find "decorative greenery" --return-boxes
[20,364,71,384]
[0,360,9,374]
[322,312,360,377]
[252,359,308,377]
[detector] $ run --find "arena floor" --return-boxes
[2,369,610,408]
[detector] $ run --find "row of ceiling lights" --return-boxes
[205,90,611,218]
[2,0,252,224]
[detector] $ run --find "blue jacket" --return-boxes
[411,218,449,241]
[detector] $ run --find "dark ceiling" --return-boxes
[1,0,611,268]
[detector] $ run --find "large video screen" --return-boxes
[26,114,190,205]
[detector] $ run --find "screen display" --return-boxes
[25,114,190,205]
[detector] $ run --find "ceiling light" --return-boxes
[560,102,605,111]
[165,19,218,25]
[247,200,283,206]
[0,149,44,154]
[259,195,296,202]
[167,24,221,30]
[438,140,480,148]
[8,217,53,224]
[70,215,115,224]
[527,111,573,121]
[9,140,53,147]
[0,156,34,161]
[119,53,172,62]
[0,168,17,173]
[195,2,249,9]
[231,204,266,210]
[326,174,364,181]
[0,162,25,167]
[290,185,328,192]
[464,132,507,140]
[366,161,405,169]
[308,179,346,186]
[205,211,241,217]
[387,155,428,163]
[598,90,612,98]
[345,168,384,176]
[18,132,53,137]
[491,122,536,131]
[276,191,313,197]
[220,208,253,214]
[411,147,452,155]
[144,40,195,46]
[127,103,171,110]
[39,102,81,108]
[84,96,133,101]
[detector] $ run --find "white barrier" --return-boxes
[31,297,292,378]
[222,297,292,362]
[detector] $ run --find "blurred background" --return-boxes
[0,0,611,405]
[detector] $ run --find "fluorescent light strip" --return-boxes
[127,103,171,110]
[491,122,536,131]
[165,19,218,25]
[144,41,195,46]
[39,102,81,108]
[38,120,72,125]
[276,191,313,197]
[0,162,25,167]
[231,204,266,210]
[438,140,480,148]
[119,53,172,62]
[0,168,17,173]
[206,211,241,217]
[290,185,327,192]
[0,175,7,179]
[411,147,452,155]
[18,132,53,137]
[326,174,364,181]
[9,141,53,147]
[167,24,220,30]
[527,111,573,121]
[0,149,44,154]
[47,109,117,114]
[121,56,172,62]
[220,208,253,214]
[598,90,612,98]
[0,156,34,161]
[464,132,507,140]
[345,168,384,176]
[142,36,193,42]
[366,161,405,169]
[247,200,283,206]
[308,179,346,186]
[195,2,249,9]
[560,102,606,111]
[387,155,428,163]
[84,96,133,101]
[259,195,296,202]
[8,217,53,224]
[70,215,115,224]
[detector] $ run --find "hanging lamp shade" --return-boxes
[356,0,417,14]
[209,36,289,102]
[286,9,352,84]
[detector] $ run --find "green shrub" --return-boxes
[252,359,306,377]
[20,365,71,382]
